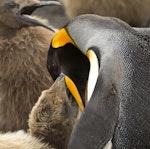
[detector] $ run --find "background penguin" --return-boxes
[47,14,150,148]
[33,0,69,28]
[0,74,81,149]
[0,0,60,132]
[59,0,150,27]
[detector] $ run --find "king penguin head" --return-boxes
[47,15,103,111]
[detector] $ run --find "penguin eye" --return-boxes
[5,1,19,9]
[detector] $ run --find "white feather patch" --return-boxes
[87,51,112,149]
[103,140,112,149]
[86,50,99,102]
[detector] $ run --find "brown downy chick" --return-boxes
[29,74,79,149]
[0,130,53,149]
[0,0,60,132]
[0,75,79,149]
[59,0,150,27]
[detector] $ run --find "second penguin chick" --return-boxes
[29,74,80,149]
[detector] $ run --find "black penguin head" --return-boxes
[0,0,61,30]
[47,15,103,111]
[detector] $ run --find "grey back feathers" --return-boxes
[68,15,150,148]
[47,14,150,148]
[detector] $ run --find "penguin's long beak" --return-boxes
[65,76,84,112]
[18,1,61,31]
[52,28,100,111]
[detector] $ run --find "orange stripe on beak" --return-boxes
[65,76,84,112]
[52,28,76,48]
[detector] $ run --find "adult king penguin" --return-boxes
[47,14,150,148]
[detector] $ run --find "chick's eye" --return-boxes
[5,1,19,9]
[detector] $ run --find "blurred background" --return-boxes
[33,0,69,29]
[34,0,150,28]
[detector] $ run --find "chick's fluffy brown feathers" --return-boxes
[0,16,54,132]
[0,75,79,149]
[29,75,79,149]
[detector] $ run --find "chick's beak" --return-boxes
[18,1,61,31]
[19,1,61,15]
